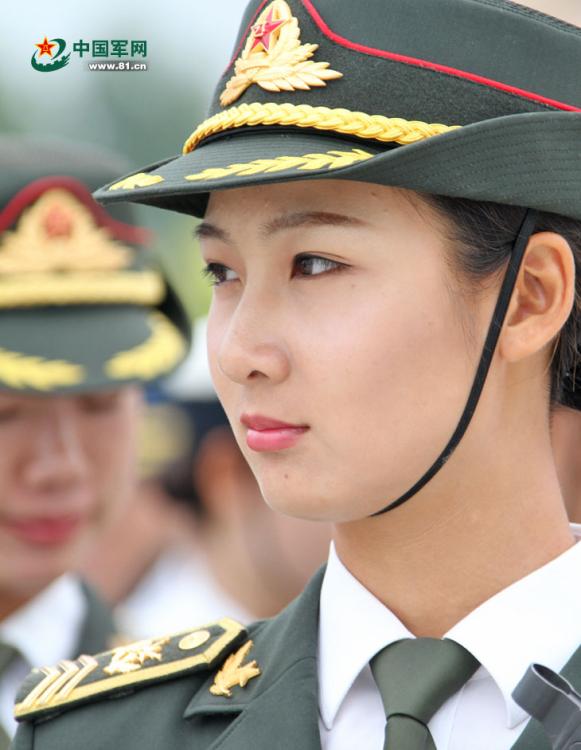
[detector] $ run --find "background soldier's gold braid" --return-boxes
[0,349,85,390]
[0,271,164,309]
[183,102,460,154]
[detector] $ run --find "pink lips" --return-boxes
[241,414,309,452]
[2,516,83,546]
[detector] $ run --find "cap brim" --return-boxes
[95,111,581,221]
[0,305,186,394]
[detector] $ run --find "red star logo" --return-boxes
[44,206,73,238]
[250,8,286,52]
[35,36,56,58]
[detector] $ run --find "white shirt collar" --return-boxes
[448,526,581,727]
[318,542,413,730]
[0,575,86,669]
[318,529,581,731]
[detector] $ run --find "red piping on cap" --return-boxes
[0,176,152,244]
[302,0,581,113]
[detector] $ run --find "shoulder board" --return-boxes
[14,617,246,722]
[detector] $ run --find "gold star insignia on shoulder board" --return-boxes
[220,0,343,106]
[103,636,171,675]
[210,640,261,698]
[14,618,246,722]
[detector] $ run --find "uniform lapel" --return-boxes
[510,645,581,750]
[183,568,325,750]
[73,580,118,657]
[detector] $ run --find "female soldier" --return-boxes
[13,0,581,748]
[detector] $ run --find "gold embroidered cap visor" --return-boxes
[97,114,581,221]
[0,305,185,394]
[95,0,581,221]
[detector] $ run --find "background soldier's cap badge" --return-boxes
[220,0,342,106]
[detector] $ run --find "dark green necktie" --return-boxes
[370,638,479,750]
[0,641,20,750]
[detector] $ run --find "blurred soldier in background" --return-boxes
[0,136,188,747]
[82,318,331,637]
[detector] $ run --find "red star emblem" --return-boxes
[35,36,56,58]
[250,8,286,52]
[44,206,73,238]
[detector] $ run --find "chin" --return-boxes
[258,464,407,523]
[259,479,357,523]
[6,539,86,592]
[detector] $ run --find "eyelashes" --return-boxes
[202,254,347,287]
[294,255,343,277]
[201,263,239,286]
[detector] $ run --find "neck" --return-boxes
[203,522,292,618]
[334,427,574,637]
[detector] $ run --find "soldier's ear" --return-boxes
[498,232,575,364]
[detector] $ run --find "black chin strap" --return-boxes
[372,208,538,516]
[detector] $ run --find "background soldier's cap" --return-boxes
[95,0,581,220]
[0,136,189,394]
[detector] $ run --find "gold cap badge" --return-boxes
[0,189,132,275]
[220,0,343,106]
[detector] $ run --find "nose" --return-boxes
[215,291,291,387]
[24,401,88,490]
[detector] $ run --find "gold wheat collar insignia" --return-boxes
[221,0,342,106]
[210,640,261,697]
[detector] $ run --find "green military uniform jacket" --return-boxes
[11,569,581,750]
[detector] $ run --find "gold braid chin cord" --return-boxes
[182,102,461,154]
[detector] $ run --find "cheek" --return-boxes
[0,440,17,478]
[0,428,29,501]
[301,270,465,410]
[271,280,473,518]
[84,416,139,491]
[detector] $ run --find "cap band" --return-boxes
[0,270,164,309]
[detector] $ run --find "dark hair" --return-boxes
[423,195,581,407]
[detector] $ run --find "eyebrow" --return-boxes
[194,211,366,244]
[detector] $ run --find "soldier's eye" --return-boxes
[293,254,345,277]
[0,406,21,424]
[79,393,122,414]
[202,263,240,286]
